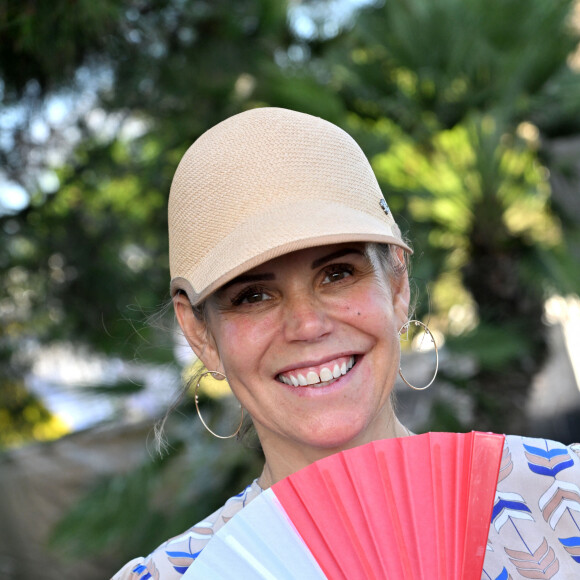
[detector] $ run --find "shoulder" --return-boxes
[483,435,580,578]
[111,480,262,580]
[500,434,580,484]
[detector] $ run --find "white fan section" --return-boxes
[183,487,327,579]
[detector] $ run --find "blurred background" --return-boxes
[1,0,580,578]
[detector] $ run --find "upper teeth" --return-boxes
[278,356,355,387]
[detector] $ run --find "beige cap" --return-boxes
[169,107,411,305]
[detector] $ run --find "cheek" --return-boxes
[340,285,394,331]
[215,313,278,366]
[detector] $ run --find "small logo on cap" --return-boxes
[379,198,390,215]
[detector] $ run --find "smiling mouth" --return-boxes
[276,355,356,388]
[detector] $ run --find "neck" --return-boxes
[257,416,412,490]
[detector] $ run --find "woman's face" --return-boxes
[177,243,409,461]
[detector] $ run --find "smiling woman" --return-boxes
[113,108,580,580]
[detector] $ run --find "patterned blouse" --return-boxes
[112,435,580,579]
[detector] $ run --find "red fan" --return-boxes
[185,432,504,579]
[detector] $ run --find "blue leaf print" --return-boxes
[524,443,574,477]
[524,445,569,460]
[166,549,203,575]
[492,492,533,532]
[492,499,533,520]
[131,563,152,580]
[483,565,512,580]
[559,536,580,564]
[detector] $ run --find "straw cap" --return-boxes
[169,107,411,305]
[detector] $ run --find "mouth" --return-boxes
[276,355,356,388]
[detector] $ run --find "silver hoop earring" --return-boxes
[195,371,244,439]
[398,320,439,391]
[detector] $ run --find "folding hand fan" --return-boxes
[184,431,505,580]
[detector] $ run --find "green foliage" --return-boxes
[445,322,534,372]
[424,399,468,434]
[0,0,124,95]
[1,142,171,360]
[334,0,580,133]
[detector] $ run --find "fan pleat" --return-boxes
[319,453,386,579]
[462,432,507,578]
[396,436,435,578]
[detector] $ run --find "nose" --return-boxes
[283,292,332,342]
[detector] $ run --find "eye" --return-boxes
[322,264,354,285]
[231,286,272,306]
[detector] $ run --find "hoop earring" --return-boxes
[195,371,244,439]
[398,320,439,391]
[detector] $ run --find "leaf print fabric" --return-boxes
[492,491,534,533]
[524,444,575,478]
[113,436,580,580]
[558,537,580,564]
[483,436,580,579]
[539,480,580,529]
[504,539,559,578]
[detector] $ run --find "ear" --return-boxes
[173,293,222,372]
[390,248,411,329]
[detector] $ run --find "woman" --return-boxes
[114,108,580,579]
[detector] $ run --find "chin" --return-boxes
[299,423,371,453]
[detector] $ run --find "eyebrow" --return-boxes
[219,247,363,292]
[219,272,276,292]
[311,247,364,269]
